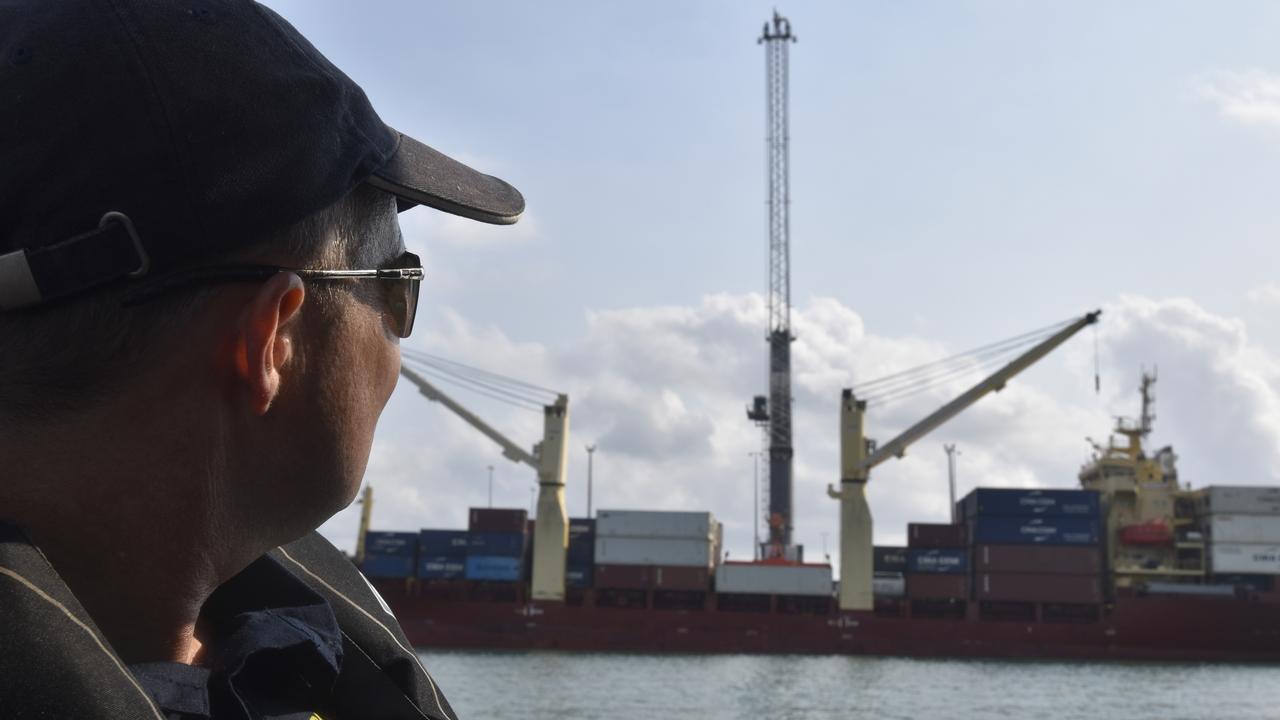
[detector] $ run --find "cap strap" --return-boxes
[0,212,150,310]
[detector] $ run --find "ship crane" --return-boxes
[398,354,571,602]
[829,310,1101,611]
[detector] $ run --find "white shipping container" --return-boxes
[594,536,714,567]
[1200,486,1280,516]
[1207,514,1280,544]
[873,573,906,597]
[715,563,833,597]
[1210,543,1280,575]
[596,510,716,540]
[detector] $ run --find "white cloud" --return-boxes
[1193,69,1280,130]
[320,294,1280,575]
[1248,283,1280,306]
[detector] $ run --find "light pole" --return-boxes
[586,444,597,519]
[944,444,960,523]
[487,465,494,508]
[749,451,761,560]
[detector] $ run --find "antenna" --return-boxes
[1139,368,1157,437]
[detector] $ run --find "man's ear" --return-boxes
[234,272,306,415]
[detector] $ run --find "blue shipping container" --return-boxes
[418,555,466,580]
[465,555,523,582]
[908,549,969,574]
[365,531,419,556]
[362,553,415,578]
[568,539,594,562]
[569,518,595,536]
[467,532,526,557]
[961,488,1100,519]
[566,567,593,588]
[419,530,469,557]
[970,516,1100,546]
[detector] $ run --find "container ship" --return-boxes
[360,373,1280,662]
[351,12,1280,663]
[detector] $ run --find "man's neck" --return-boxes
[0,400,257,665]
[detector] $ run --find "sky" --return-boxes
[263,1,1280,570]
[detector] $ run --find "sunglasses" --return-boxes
[122,250,424,338]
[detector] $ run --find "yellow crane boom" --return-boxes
[398,364,571,602]
[830,310,1101,611]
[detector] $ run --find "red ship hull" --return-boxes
[376,581,1280,663]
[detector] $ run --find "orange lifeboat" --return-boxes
[1119,520,1174,546]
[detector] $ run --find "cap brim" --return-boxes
[366,128,525,225]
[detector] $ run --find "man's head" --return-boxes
[0,0,523,544]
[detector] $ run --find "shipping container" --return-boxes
[364,531,418,556]
[1212,574,1275,592]
[908,523,967,549]
[976,573,1101,604]
[464,555,523,582]
[874,546,908,572]
[594,564,652,590]
[1206,515,1280,545]
[960,488,1100,519]
[569,518,595,537]
[417,556,466,580]
[567,537,594,563]
[1209,543,1280,574]
[905,574,969,600]
[596,510,716,540]
[653,565,712,591]
[1197,486,1280,516]
[565,567,593,588]
[1142,582,1235,597]
[969,516,1099,546]
[873,572,905,597]
[362,553,415,579]
[418,530,469,557]
[468,507,528,534]
[907,548,969,575]
[715,562,833,597]
[467,532,527,557]
[974,544,1102,575]
[594,536,714,567]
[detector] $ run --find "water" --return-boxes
[418,650,1280,720]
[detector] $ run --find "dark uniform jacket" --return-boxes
[0,522,458,720]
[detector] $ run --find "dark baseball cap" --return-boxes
[0,0,524,310]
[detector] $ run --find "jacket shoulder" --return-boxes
[273,531,458,720]
[0,522,166,719]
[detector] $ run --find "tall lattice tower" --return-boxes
[747,11,797,560]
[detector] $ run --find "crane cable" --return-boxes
[404,350,559,397]
[856,330,1058,404]
[403,359,544,412]
[853,316,1078,408]
[401,350,558,412]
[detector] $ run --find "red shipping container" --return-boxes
[653,565,711,591]
[977,573,1101,604]
[594,564,652,590]
[908,523,967,549]
[974,545,1101,575]
[906,574,969,600]
[469,508,528,534]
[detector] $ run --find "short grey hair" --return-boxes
[0,183,394,430]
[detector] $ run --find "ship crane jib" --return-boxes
[833,310,1102,612]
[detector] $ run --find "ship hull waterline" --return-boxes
[376,582,1280,663]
